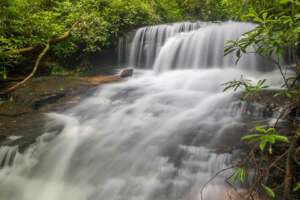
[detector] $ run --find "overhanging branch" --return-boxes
[1,21,80,94]
[9,21,80,55]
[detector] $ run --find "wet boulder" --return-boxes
[120,68,134,78]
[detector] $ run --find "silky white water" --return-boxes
[0,22,289,200]
[119,21,204,69]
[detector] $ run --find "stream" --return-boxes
[0,21,289,200]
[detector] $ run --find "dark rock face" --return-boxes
[0,112,47,151]
[120,68,134,78]
[0,75,120,150]
[89,48,118,71]
[33,93,66,110]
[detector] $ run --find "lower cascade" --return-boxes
[0,22,289,200]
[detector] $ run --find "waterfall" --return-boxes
[119,21,204,68]
[153,22,274,72]
[0,146,18,168]
[120,21,277,72]
[0,21,288,200]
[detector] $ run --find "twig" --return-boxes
[293,146,300,166]
[225,175,247,200]
[269,150,288,170]
[200,166,235,200]
[246,51,289,88]
[284,133,299,200]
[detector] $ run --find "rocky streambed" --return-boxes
[0,69,133,150]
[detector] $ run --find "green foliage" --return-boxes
[274,89,298,99]
[0,0,164,76]
[50,63,68,76]
[0,67,7,79]
[230,167,247,183]
[223,76,269,99]
[2,0,219,76]
[293,182,300,192]
[152,0,183,22]
[177,0,227,21]
[261,184,276,198]
[242,126,289,152]
[224,0,300,64]
[221,0,279,20]
[221,2,300,198]
[0,37,24,79]
[2,0,300,80]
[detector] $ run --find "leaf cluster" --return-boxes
[242,126,289,152]
[223,76,269,99]
[224,0,300,61]
[1,0,179,77]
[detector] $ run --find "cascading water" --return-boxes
[152,22,275,72]
[0,21,288,200]
[119,21,204,68]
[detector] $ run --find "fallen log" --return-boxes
[79,69,134,85]
[80,75,121,85]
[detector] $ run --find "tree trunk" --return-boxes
[284,46,300,199]
[296,46,300,101]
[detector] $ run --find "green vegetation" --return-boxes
[0,1,300,198]
[223,77,269,99]
[221,1,300,199]
[0,0,197,92]
[0,0,224,87]
[242,126,289,152]
[0,0,162,79]
[4,0,297,82]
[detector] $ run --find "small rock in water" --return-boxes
[120,68,134,78]
[7,136,22,141]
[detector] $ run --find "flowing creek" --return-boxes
[0,21,290,200]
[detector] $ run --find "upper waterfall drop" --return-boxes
[120,21,275,72]
[118,21,204,69]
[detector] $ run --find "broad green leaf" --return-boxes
[256,126,267,133]
[259,140,267,151]
[274,135,289,143]
[264,135,275,144]
[266,128,275,134]
[242,134,262,141]
[262,184,275,198]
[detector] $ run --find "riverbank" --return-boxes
[0,70,132,148]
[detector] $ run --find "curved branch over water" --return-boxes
[1,22,80,94]
[2,42,50,94]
